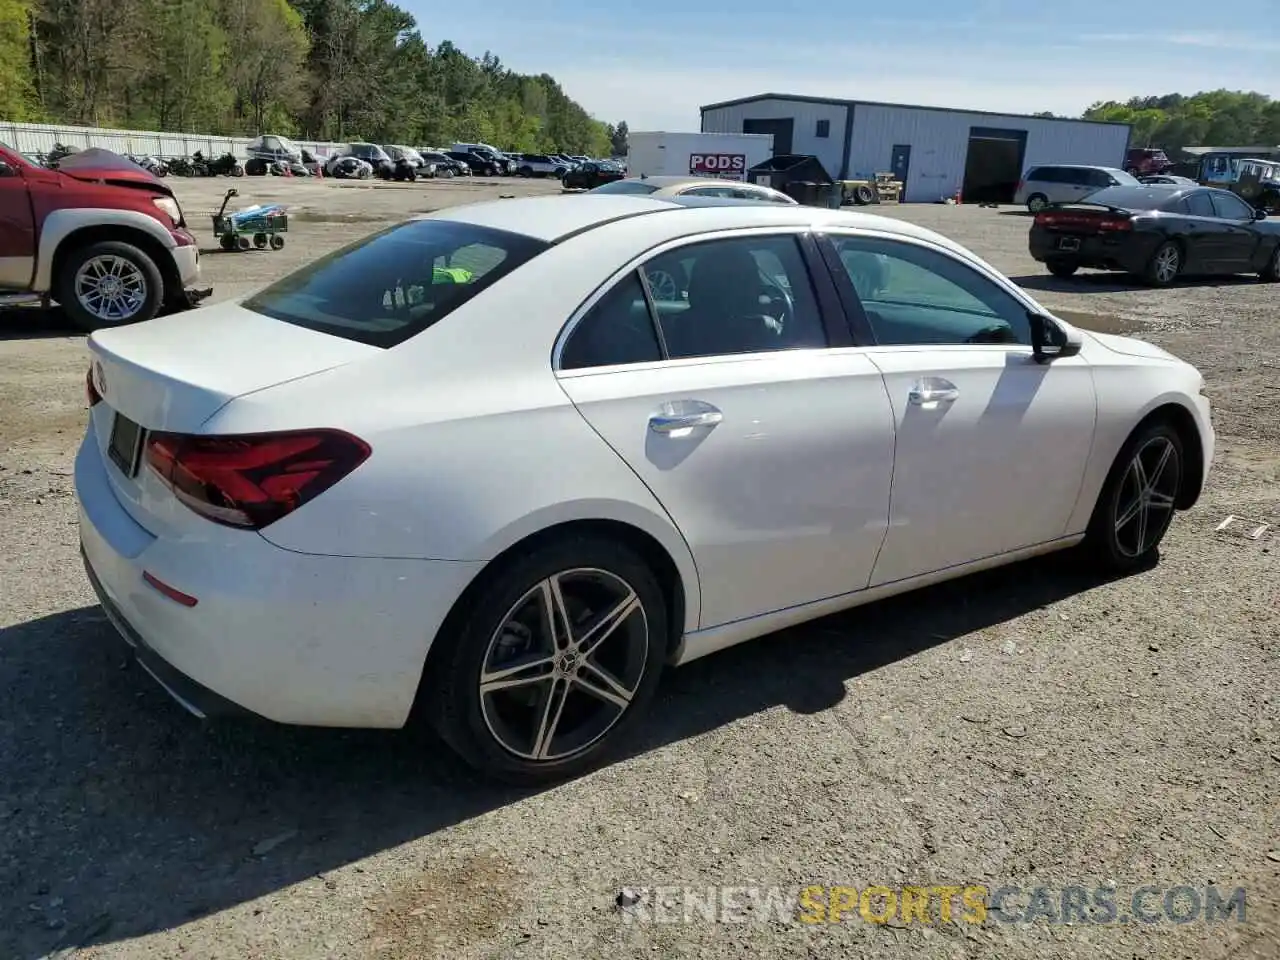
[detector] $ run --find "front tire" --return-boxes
[1259,245,1280,282]
[423,535,668,784]
[56,240,164,333]
[1083,421,1184,573]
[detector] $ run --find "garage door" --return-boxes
[743,118,792,156]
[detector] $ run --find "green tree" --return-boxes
[1083,90,1280,153]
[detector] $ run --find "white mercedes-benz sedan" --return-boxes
[75,194,1213,783]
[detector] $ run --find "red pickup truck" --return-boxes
[0,143,210,332]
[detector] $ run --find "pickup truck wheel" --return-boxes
[56,241,163,333]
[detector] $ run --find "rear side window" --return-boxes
[560,271,662,369]
[1027,167,1059,182]
[590,180,660,195]
[1184,192,1216,217]
[242,220,549,348]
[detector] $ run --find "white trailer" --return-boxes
[626,131,774,181]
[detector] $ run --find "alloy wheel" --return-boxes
[1153,245,1180,284]
[1113,436,1181,558]
[74,255,147,323]
[479,568,649,761]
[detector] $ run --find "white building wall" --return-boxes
[846,104,1131,203]
[702,98,847,179]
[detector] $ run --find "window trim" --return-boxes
[552,227,846,375]
[815,229,1045,350]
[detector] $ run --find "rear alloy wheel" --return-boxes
[1260,245,1280,282]
[1144,241,1182,287]
[1084,421,1183,573]
[1047,259,1079,278]
[1027,194,1049,213]
[425,537,667,784]
[57,241,163,333]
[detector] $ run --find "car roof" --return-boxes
[422,193,966,248]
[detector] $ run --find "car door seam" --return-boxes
[861,352,899,585]
[549,372,706,628]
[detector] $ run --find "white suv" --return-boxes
[1014,165,1139,213]
[515,154,570,178]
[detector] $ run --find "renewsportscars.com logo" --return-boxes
[616,884,1248,926]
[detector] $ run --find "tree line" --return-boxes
[1082,91,1280,153]
[0,0,630,156]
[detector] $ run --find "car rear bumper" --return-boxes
[74,427,485,728]
[1029,228,1160,272]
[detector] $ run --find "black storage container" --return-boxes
[747,154,835,206]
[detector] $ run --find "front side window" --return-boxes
[829,236,1031,346]
[1209,191,1255,220]
[243,220,548,348]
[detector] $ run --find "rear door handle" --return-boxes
[649,399,723,433]
[908,378,959,405]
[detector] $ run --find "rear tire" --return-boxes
[1027,194,1049,213]
[1082,420,1184,574]
[55,240,164,334]
[422,535,668,785]
[1047,259,1079,278]
[1143,240,1182,287]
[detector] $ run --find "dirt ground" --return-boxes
[1,177,1277,960]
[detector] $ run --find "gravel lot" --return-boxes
[1,177,1276,960]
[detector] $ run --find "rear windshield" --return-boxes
[589,179,659,195]
[1075,185,1179,210]
[242,220,549,348]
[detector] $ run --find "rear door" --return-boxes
[556,229,898,629]
[1054,168,1097,204]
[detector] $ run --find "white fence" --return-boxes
[0,120,345,159]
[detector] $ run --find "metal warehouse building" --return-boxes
[700,94,1133,204]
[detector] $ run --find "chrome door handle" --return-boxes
[648,400,723,433]
[649,411,723,433]
[908,379,959,405]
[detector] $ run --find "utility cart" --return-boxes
[212,188,289,251]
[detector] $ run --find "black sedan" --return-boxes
[1030,184,1280,286]
[561,161,625,190]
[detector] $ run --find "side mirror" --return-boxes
[1254,208,1267,221]
[1029,311,1083,363]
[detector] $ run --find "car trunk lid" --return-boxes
[87,300,378,536]
[1034,203,1135,235]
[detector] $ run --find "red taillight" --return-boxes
[1098,217,1132,232]
[1035,212,1057,227]
[86,365,102,407]
[145,429,371,530]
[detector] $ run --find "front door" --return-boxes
[890,145,911,200]
[821,231,1096,584]
[0,154,34,289]
[1208,190,1266,269]
[556,231,897,628]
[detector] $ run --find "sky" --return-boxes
[402,0,1279,131]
